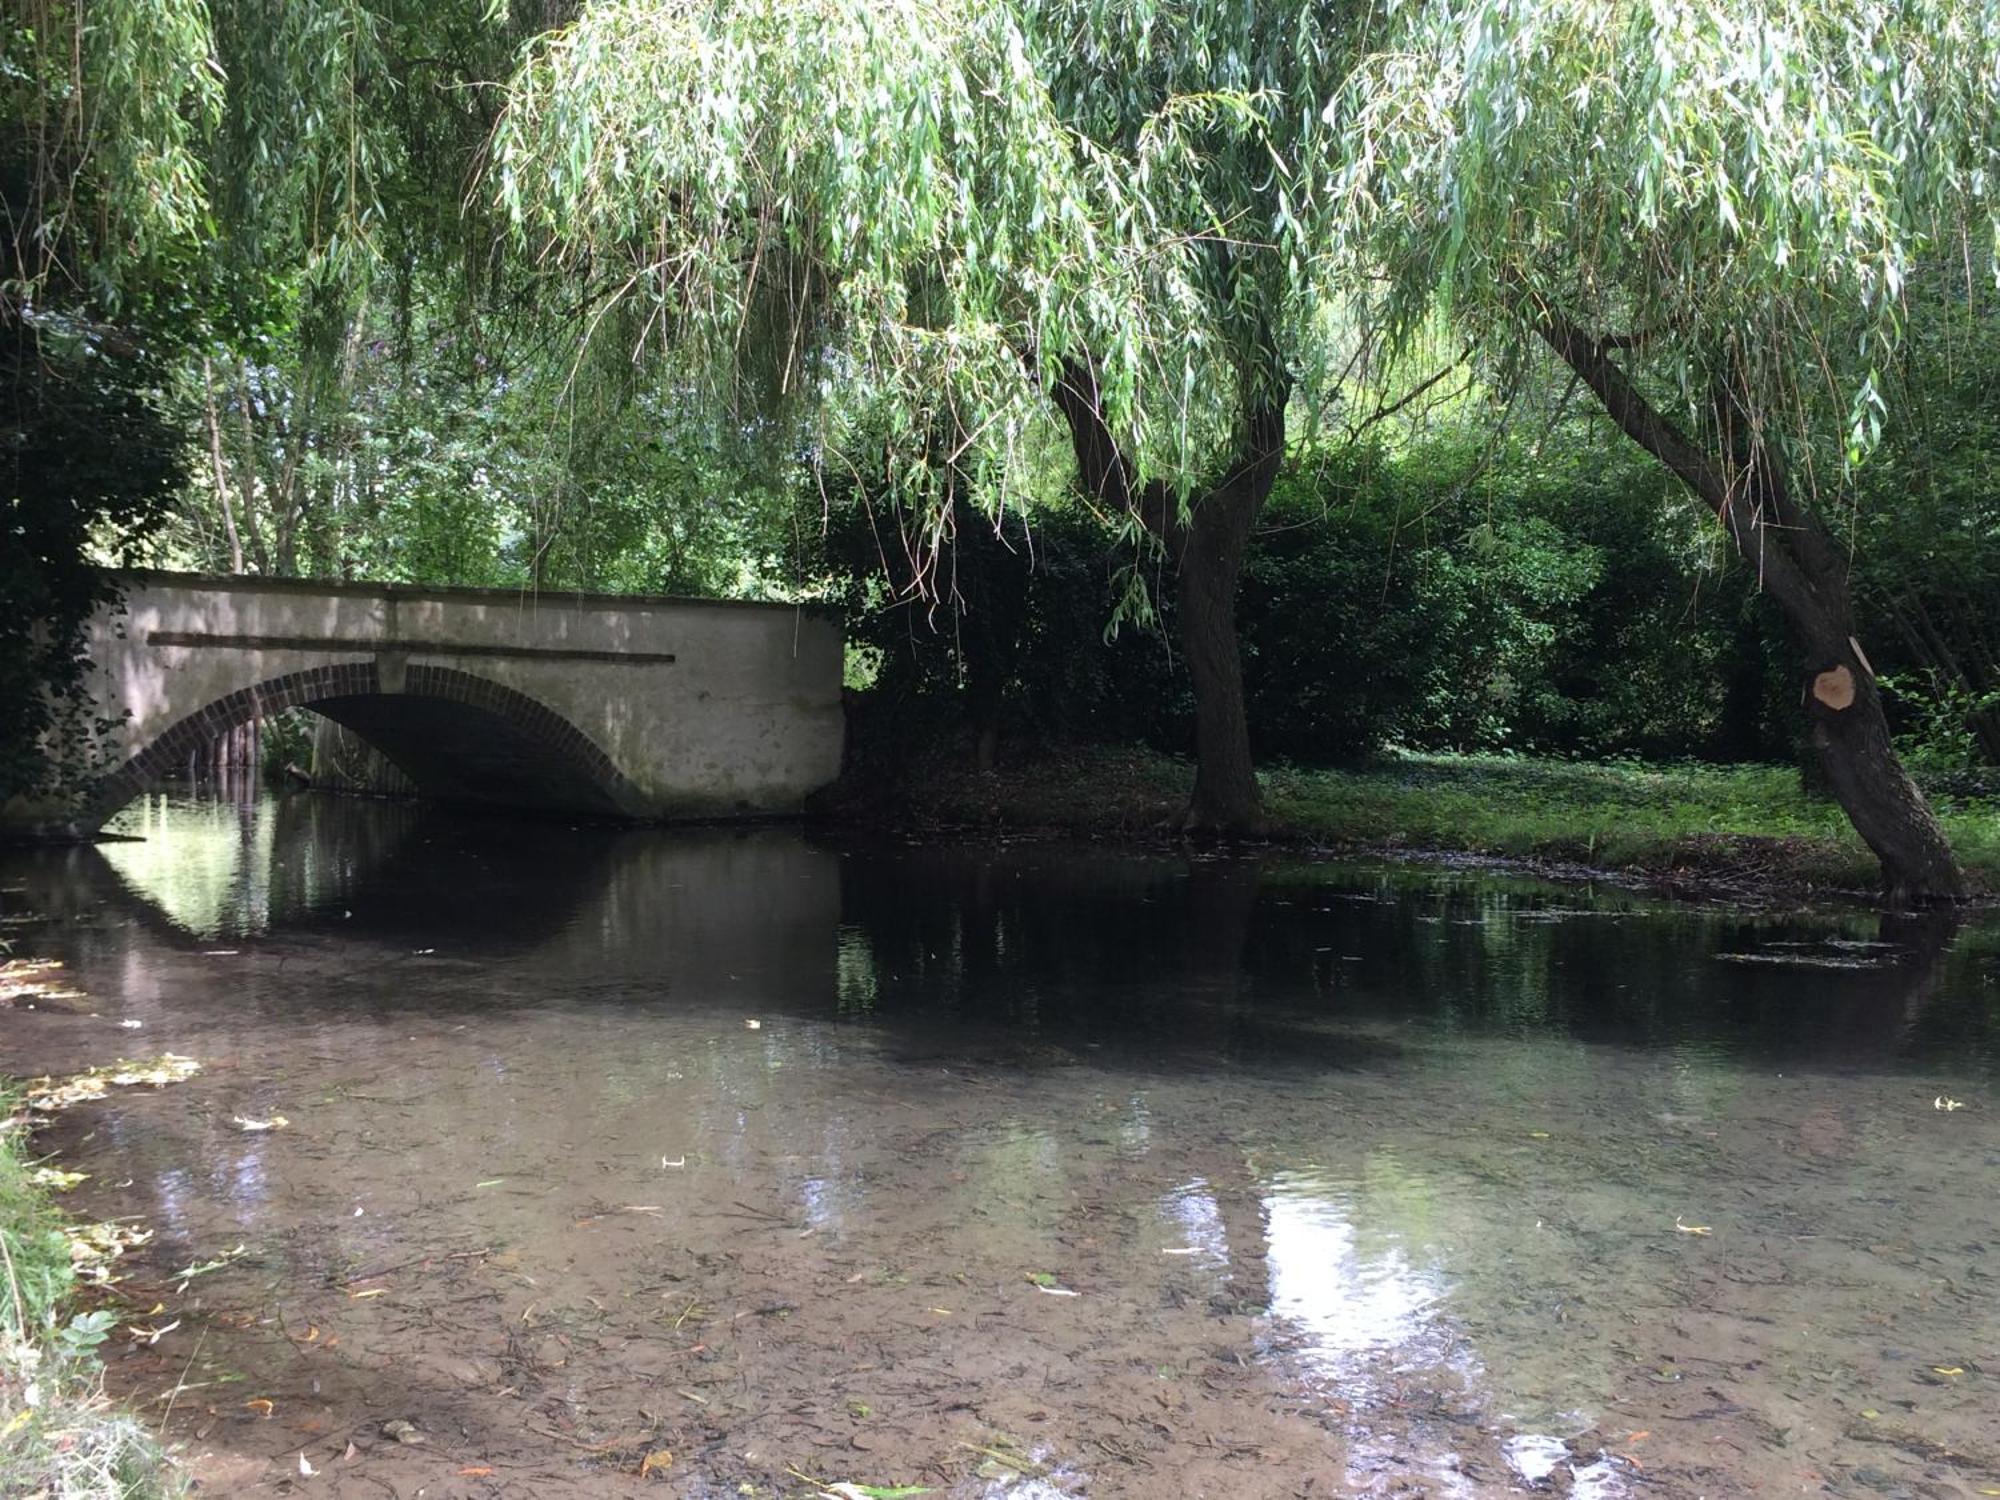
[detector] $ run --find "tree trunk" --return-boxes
[1175,484,1265,831]
[233,358,273,573]
[200,358,245,573]
[1538,317,1966,902]
[1051,359,1285,836]
[1799,636,1967,903]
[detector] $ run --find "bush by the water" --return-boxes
[1,1087,183,1500]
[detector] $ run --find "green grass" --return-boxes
[869,745,2000,896]
[1,1085,184,1500]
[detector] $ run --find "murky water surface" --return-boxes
[5,792,2000,1498]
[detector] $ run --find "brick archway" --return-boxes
[90,660,645,821]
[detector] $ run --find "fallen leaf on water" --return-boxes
[1160,1247,1199,1256]
[1860,1409,1881,1420]
[298,1453,315,1478]
[244,1398,274,1417]
[381,1419,425,1445]
[1674,1217,1713,1236]
[232,1114,288,1132]
[639,1448,673,1477]
[1528,1130,1551,1140]
[1933,1366,1965,1376]
[458,1466,494,1478]
[346,1287,386,1300]
[823,1485,932,1500]
[1033,1285,1080,1297]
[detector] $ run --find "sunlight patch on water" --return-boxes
[1158,1178,1228,1266]
[1263,1167,1450,1388]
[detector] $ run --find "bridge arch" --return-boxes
[90,660,649,824]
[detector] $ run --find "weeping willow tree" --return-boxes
[490,0,1361,831]
[0,0,523,802]
[1333,0,2000,900]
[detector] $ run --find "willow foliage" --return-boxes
[1332,0,2000,458]
[489,0,1339,524]
[2,0,221,301]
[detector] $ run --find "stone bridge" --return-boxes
[54,572,845,830]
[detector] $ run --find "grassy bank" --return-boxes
[826,745,2000,898]
[1,1078,182,1500]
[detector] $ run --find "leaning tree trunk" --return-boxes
[1051,360,1286,837]
[1540,318,1966,903]
[1796,627,1966,904]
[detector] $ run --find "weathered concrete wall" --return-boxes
[59,571,845,825]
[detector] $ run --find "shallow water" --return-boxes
[4,790,2000,1498]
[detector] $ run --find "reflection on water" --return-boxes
[3,791,1999,1498]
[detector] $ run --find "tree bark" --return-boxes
[233,358,273,573]
[1539,316,1966,903]
[200,358,245,573]
[1173,436,1276,833]
[1052,361,1285,834]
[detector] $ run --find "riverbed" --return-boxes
[3,791,1998,1498]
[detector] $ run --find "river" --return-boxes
[3,790,1998,1498]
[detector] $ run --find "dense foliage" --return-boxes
[822,412,1802,767]
[2,2,197,804]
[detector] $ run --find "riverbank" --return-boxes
[817,745,2000,902]
[1,964,185,1499]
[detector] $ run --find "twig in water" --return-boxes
[160,1324,210,1430]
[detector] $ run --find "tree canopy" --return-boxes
[1334,0,2000,455]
